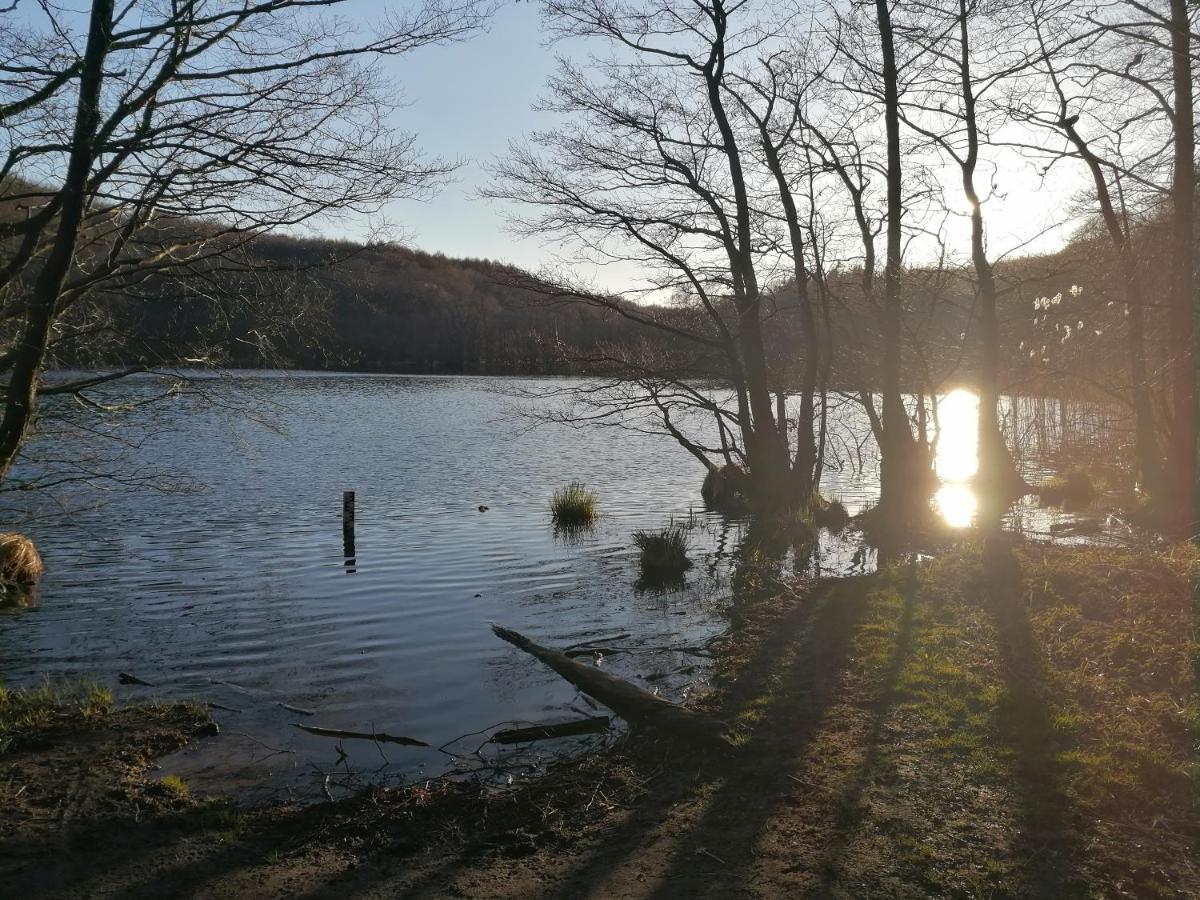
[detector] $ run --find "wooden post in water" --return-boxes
[342,491,356,572]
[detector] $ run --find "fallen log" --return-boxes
[490,624,732,747]
[564,647,627,659]
[490,716,611,745]
[291,723,429,747]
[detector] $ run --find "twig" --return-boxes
[291,723,428,747]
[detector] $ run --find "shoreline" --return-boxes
[2,540,1195,897]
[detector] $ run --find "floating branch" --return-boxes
[291,723,429,747]
[490,716,611,745]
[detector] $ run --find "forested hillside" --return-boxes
[44,217,1172,406]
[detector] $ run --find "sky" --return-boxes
[12,0,1084,294]
[337,1,563,271]
[334,0,1083,292]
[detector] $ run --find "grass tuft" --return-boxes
[634,522,693,588]
[550,482,598,527]
[157,775,190,800]
[0,677,113,737]
[0,532,44,586]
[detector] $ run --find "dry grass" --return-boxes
[0,532,43,585]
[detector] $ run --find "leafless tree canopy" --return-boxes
[0,0,491,483]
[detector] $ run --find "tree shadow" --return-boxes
[982,542,1088,898]
[536,554,872,899]
[811,562,920,891]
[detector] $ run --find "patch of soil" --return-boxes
[1,703,215,851]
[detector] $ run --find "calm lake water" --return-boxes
[0,373,1121,800]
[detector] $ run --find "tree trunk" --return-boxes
[0,0,113,480]
[874,0,919,526]
[704,0,789,505]
[1166,0,1195,537]
[956,0,1017,529]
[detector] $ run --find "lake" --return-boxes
[0,373,1122,800]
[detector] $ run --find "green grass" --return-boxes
[550,482,598,527]
[816,544,1199,895]
[157,774,191,800]
[0,677,114,737]
[633,522,692,586]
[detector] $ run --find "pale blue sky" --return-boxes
[340,1,561,270]
[336,0,1078,290]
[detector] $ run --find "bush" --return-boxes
[550,482,598,526]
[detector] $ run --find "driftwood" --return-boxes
[291,723,429,747]
[490,716,611,745]
[491,624,732,747]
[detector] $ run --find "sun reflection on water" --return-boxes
[934,482,977,528]
[933,388,980,527]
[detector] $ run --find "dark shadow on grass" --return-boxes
[535,548,870,899]
[638,578,870,899]
[1,801,288,899]
[810,561,920,893]
[982,541,1088,898]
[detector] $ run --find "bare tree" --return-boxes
[489,0,828,510]
[0,0,490,482]
[1006,0,1166,501]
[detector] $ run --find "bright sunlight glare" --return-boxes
[935,389,980,482]
[934,482,978,529]
[932,388,981,528]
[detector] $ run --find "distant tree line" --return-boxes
[40,211,1178,403]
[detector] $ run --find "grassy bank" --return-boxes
[1,541,1195,898]
[0,681,216,854]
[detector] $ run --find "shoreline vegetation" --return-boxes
[2,540,1195,898]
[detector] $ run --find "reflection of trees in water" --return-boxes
[1006,396,1131,474]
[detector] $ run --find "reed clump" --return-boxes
[550,482,598,527]
[634,522,693,585]
[0,532,43,586]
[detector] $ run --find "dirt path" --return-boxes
[4,544,1197,898]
